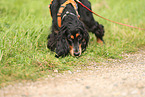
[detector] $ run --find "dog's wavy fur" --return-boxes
[47,0,104,57]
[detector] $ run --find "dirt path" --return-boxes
[0,49,145,97]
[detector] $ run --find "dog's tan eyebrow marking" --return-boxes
[71,35,74,39]
[76,33,80,37]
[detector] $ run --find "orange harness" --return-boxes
[49,0,80,27]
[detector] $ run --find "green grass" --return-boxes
[0,0,145,87]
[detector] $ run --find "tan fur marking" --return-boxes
[71,35,74,39]
[79,44,82,56]
[76,33,80,38]
[97,38,103,45]
[69,45,74,56]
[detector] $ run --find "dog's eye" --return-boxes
[67,36,73,41]
[78,35,82,40]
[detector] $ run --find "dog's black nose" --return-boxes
[74,52,80,56]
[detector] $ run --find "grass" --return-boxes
[0,0,145,87]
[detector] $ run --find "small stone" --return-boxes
[131,90,138,94]
[122,77,127,80]
[85,86,90,89]
[76,70,81,72]
[122,92,127,96]
[68,70,73,74]
[54,69,58,73]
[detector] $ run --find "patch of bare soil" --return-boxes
[0,49,145,97]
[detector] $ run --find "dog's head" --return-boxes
[67,28,89,56]
[55,19,89,58]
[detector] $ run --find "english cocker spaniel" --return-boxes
[47,0,105,57]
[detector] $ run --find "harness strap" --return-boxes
[48,0,54,18]
[62,11,76,21]
[57,0,80,27]
[48,0,80,27]
[49,0,53,7]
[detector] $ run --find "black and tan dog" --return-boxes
[47,0,104,57]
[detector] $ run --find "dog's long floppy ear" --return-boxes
[80,25,89,52]
[47,33,57,51]
[55,27,70,58]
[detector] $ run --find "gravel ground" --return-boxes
[0,49,145,97]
